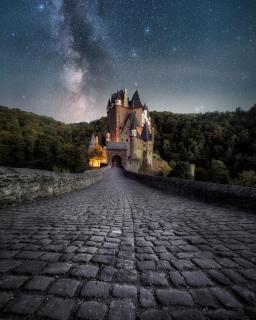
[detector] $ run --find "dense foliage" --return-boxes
[0,106,106,172]
[1,105,256,186]
[151,106,256,186]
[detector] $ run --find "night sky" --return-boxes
[0,0,255,122]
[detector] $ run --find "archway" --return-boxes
[112,155,122,167]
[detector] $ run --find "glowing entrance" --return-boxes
[112,155,122,167]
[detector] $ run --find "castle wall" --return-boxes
[0,167,109,207]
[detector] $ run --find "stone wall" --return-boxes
[0,166,109,207]
[124,170,256,210]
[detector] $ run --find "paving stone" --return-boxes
[232,285,256,305]
[222,269,246,284]
[0,251,19,259]
[115,269,138,283]
[141,271,169,286]
[137,261,155,271]
[157,288,194,306]
[109,300,135,320]
[113,284,137,298]
[240,269,256,281]
[81,281,110,298]
[193,259,221,269]
[207,270,232,285]
[6,294,44,315]
[26,275,54,291]
[44,262,72,274]
[182,270,213,286]
[14,261,46,274]
[0,260,21,273]
[116,259,134,269]
[71,265,99,278]
[0,275,28,289]
[207,309,248,320]
[38,297,74,320]
[50,278,80,297]
[139,288,155,307]
[77,301,107,320]
[169,271,186,287]
[0,292,13,309]
[156,260,173,271]
[92,255,113,264]
[172,310,206,320]
[17,251,44,259]
[140,309,171,320]
[171,259,195,271]
[40,252,62,261]
[211,287,242,308]
[73,254,92,262]
[100,266,116,282]
[190,288,219,308]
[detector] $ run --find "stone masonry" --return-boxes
[0,168,256,319]
[0,167,108,207]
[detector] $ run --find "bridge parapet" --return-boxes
[0,166,109,207]
[124,170,256,210]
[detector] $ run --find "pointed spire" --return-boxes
[141,122,151,141]
[131,90,142,108]
[130,113,139,130]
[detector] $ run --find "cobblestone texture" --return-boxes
[0,168,256,319]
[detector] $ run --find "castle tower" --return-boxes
[123,88,128,108]
[141,121,153,169]
[129,113,138,160]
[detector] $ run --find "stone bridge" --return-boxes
[0,168,256,320]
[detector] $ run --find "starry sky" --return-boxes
[0,0,255,122]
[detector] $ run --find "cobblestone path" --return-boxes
[0,168,256,320]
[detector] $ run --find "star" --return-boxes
[38,4,45,12]
[132,48,137,58]
[144,26,151,34]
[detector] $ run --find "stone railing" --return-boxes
[124,170,256,210]
[0,166,109,207]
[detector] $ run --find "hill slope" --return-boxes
[0,106,106,172]
[151,106,256,185]
[0,105,256,186]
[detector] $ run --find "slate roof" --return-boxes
[130,90,142,108]
[129,113,139,130]
[141,121,151,141]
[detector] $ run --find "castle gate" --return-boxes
[112,155,122,167]
[106,142,127,168]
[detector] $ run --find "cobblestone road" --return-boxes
[0,168,256,320]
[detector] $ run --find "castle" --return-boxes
[105,88,154,173]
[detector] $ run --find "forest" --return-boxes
[0,105,256,186]
[151,106,256,186]
[0,106,106,173]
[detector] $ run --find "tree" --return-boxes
[168,161,192,179]
[208,160,230,184]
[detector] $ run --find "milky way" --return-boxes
[0,0,255,122]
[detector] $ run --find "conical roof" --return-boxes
[141,122,151,141]
[131,90,142,108]
[130,113,139,130]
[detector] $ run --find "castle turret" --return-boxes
[115,90,122,107]
[123,88,128,107]
[129,113,138,160]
